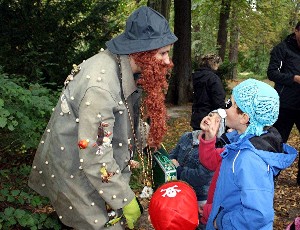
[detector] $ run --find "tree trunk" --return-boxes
[217,0,231,61]
[228,4,239,80]
[147,0,171,20]
[167,0,192,105]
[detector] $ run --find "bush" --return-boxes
[0,164,62,230]
[0,69,58,154]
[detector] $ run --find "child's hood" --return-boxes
[249,127,297,172]
[226,127,298,173]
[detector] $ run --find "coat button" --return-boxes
[99,190,103,194]
[112,195,116,199]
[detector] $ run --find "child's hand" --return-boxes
[200,114,221,140]
[171,159,179,167]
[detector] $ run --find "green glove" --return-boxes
[123,197,143,229]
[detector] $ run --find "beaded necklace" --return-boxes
[116,55,153,187]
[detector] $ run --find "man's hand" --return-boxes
[123,197,143,229]
[171,159,179,167]
[294,75,300,84]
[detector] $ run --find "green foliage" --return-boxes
[0,70,58,153]
[217,60,235,94]
[191,0,220,59]
[0,0,122,86]
[0,164,62,230]
[238,49,270,78]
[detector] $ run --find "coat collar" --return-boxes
[118,54,137,99]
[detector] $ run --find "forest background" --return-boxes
[0,0,299,229]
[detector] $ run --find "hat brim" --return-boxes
[106,33,178,55]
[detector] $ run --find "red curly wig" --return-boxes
[130,49,174,148]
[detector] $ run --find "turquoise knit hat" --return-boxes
[232,79,279,138]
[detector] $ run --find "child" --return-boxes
[148,181,199,230]
[169,109,227,207]
[200,79,298,229]
[198,111,236,228]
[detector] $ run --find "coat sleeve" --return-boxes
[267,43,295,86]
[217,149,274,229]
[78,86,135,210]
[199,135,223,171]
[179,163,213,187]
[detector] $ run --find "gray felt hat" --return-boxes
[106,6,178,55]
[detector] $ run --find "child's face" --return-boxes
[200,112,221,129]
[225,96,248,133]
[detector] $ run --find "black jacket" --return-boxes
[190,67,225,130]
[267,33,300,110]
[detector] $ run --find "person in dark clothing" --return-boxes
[267,21,300,185]
[191,54,226,130]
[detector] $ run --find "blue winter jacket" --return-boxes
[207,127,298,230]
[169,131,214,201]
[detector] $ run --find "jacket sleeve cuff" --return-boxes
[200,134,217,144]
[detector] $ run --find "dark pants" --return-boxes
[273,107,300,184]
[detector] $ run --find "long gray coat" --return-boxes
[28,50,146,229]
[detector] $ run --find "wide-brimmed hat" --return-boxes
[106,6,178,55]
[148,181,199,230]
[232,78,279,138]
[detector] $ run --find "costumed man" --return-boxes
[28,6,177,230]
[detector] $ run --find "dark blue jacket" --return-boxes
[169,131,214,201]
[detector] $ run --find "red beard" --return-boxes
[130,50,174,148]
